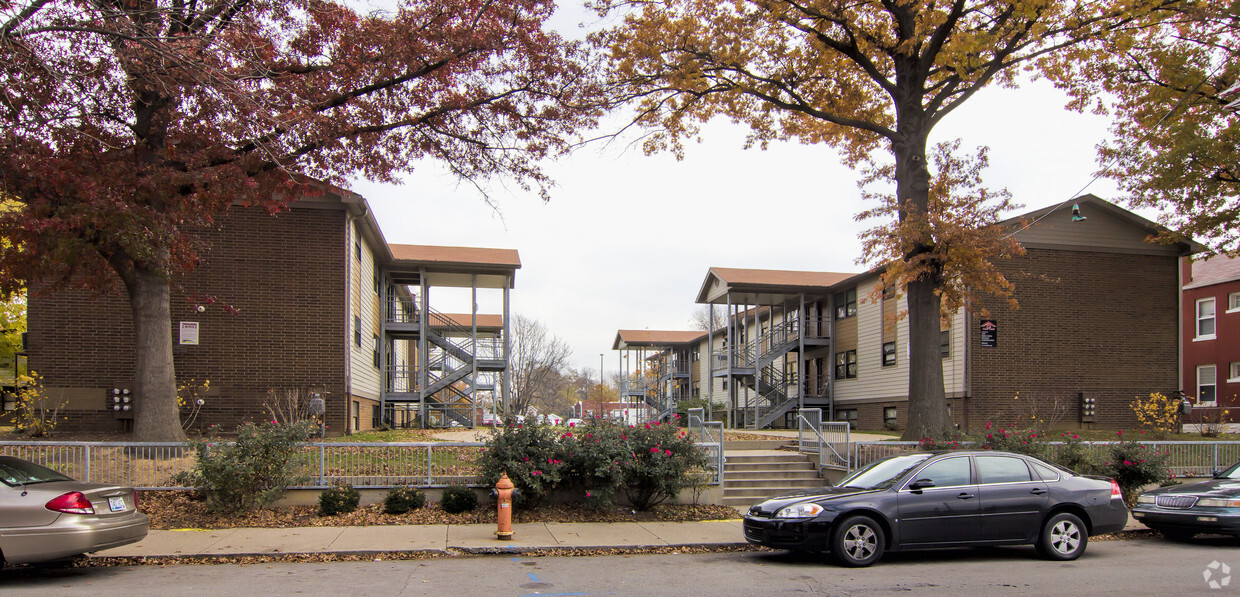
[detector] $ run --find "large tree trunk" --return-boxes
[893,101,952,441]
[126,262,186,442]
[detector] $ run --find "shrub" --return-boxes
[319,485,361,516]
[180,421,312,514]
[478,421,566,507]
[383,486,427,514]
[1131,392,1181,439]
[15,371,65,437]
[1095,432,1170,506]
[562,419,629,510]
[441,485,478,513]
[620,418,709,510]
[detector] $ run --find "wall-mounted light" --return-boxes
[1071,202,1087,222]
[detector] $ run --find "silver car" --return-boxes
[0,456,149,567]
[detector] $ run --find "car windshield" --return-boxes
[838,453,934,490]
[1216,462,1240,479]
[0,457,74,487]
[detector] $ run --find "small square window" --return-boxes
[1230,292,1240,312]
[883,407,897,422]
[1230,362,1240,382]
[882,341,897,366]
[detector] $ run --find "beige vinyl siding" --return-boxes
[348,221,381,400]
[834,278,968,404]
[1014,206,1180,256]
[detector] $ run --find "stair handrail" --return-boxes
[796,409,850,469]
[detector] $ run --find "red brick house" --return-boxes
[26,189,517,435]
[1181,254,1240,409]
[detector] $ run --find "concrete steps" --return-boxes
[722,451,827,507]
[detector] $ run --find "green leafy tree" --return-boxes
[590,0,1172,439]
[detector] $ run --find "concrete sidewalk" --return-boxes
[95,519,747,559]
[94,514,1151,561]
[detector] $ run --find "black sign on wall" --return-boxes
[979,319,997,348]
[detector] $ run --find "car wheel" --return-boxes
[1037,512,1087,561]
[831,515,885,567]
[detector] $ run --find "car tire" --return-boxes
[831,515,885,567]
[1037,512,1087,561]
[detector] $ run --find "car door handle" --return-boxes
[957,492,975,500]
[1030,488,1047,495]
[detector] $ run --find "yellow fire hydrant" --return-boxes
[495,472,515,540]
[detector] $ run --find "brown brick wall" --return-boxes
[27,205,349,434]
[966,248,1180,431]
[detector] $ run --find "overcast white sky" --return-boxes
[349,2,1128,377]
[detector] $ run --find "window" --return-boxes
[882,341,897,366]
[353,316,362,347]
[372,334,381,369]
[354,241,361,261]
[1198,364,1217,405]
[940,330,951,358]
[834,289,857,320]
[1230,292,1240,313]
[883,407,897,425]
[351,401,360,432]
[909,457,971,488]
[372,405,381,429]
[835,409,858,423]
[882,285,896,300]
[976,456,1033,484]
[1030,461,1061,482]
[1231,362,1240,383]
[1197,297,1216,339]
[835,350,857,379]
[373,273,381,295]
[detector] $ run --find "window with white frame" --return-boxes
[1230,362,1240,383]
[1230,292,1240,312]
[1197,297,1216,339]
[1198,364,1217,405]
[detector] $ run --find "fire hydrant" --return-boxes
[494,472,515,540]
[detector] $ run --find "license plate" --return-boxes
[108,496,126,512]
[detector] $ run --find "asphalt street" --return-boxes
[2,536,1238,596]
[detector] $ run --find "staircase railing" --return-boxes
[687,407,724,484]
[712,342,755,371]
[796,409,850,470]
[757,315,799,362]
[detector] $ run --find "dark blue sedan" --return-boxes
[743,451,1128,566]
[1133,461,1240,539]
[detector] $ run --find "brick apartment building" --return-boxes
[616,196,1201,432]
[26,189,517,435]
[1181,254,1240,409]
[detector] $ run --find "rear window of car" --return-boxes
[0,457,73,486]
[1030,461,1062,482]
[977,455,1033,484]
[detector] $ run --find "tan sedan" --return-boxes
[0,456,148,567]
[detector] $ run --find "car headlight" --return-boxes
[1136,494,1155,505]
[1197,498,1240,508]
[775,503,824,518]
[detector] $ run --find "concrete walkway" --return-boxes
[96,519,747,559]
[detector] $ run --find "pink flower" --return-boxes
[1123,460,1132,466]
[586,491,592,498]
[986,434,993,440]
[665,450,672,456]
[620,435,627,440]
[533,470,542,476]
[569,422,576,427]
[1072,434,1079,440]
[650,447,660,453]
[985,421,992,430]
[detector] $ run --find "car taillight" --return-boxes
[1110,479,1123,500]
[133,489,140,510]
[45,491,95,515]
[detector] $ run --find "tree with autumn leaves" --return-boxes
[589,0,1183,439]
[0,0,598,440]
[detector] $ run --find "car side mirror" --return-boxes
[909,479,936,491]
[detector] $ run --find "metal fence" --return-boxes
[1,433,727,489]
[851,440,1240,477]
[687,408,725,484]
[796,410,850,470]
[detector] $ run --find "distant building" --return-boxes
[1181,254,1240,409]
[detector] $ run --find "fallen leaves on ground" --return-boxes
[139,491,739,530]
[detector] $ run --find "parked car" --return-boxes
[0,456,149,567]
[743,451,1127,567]
[1133,461,1240,540]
